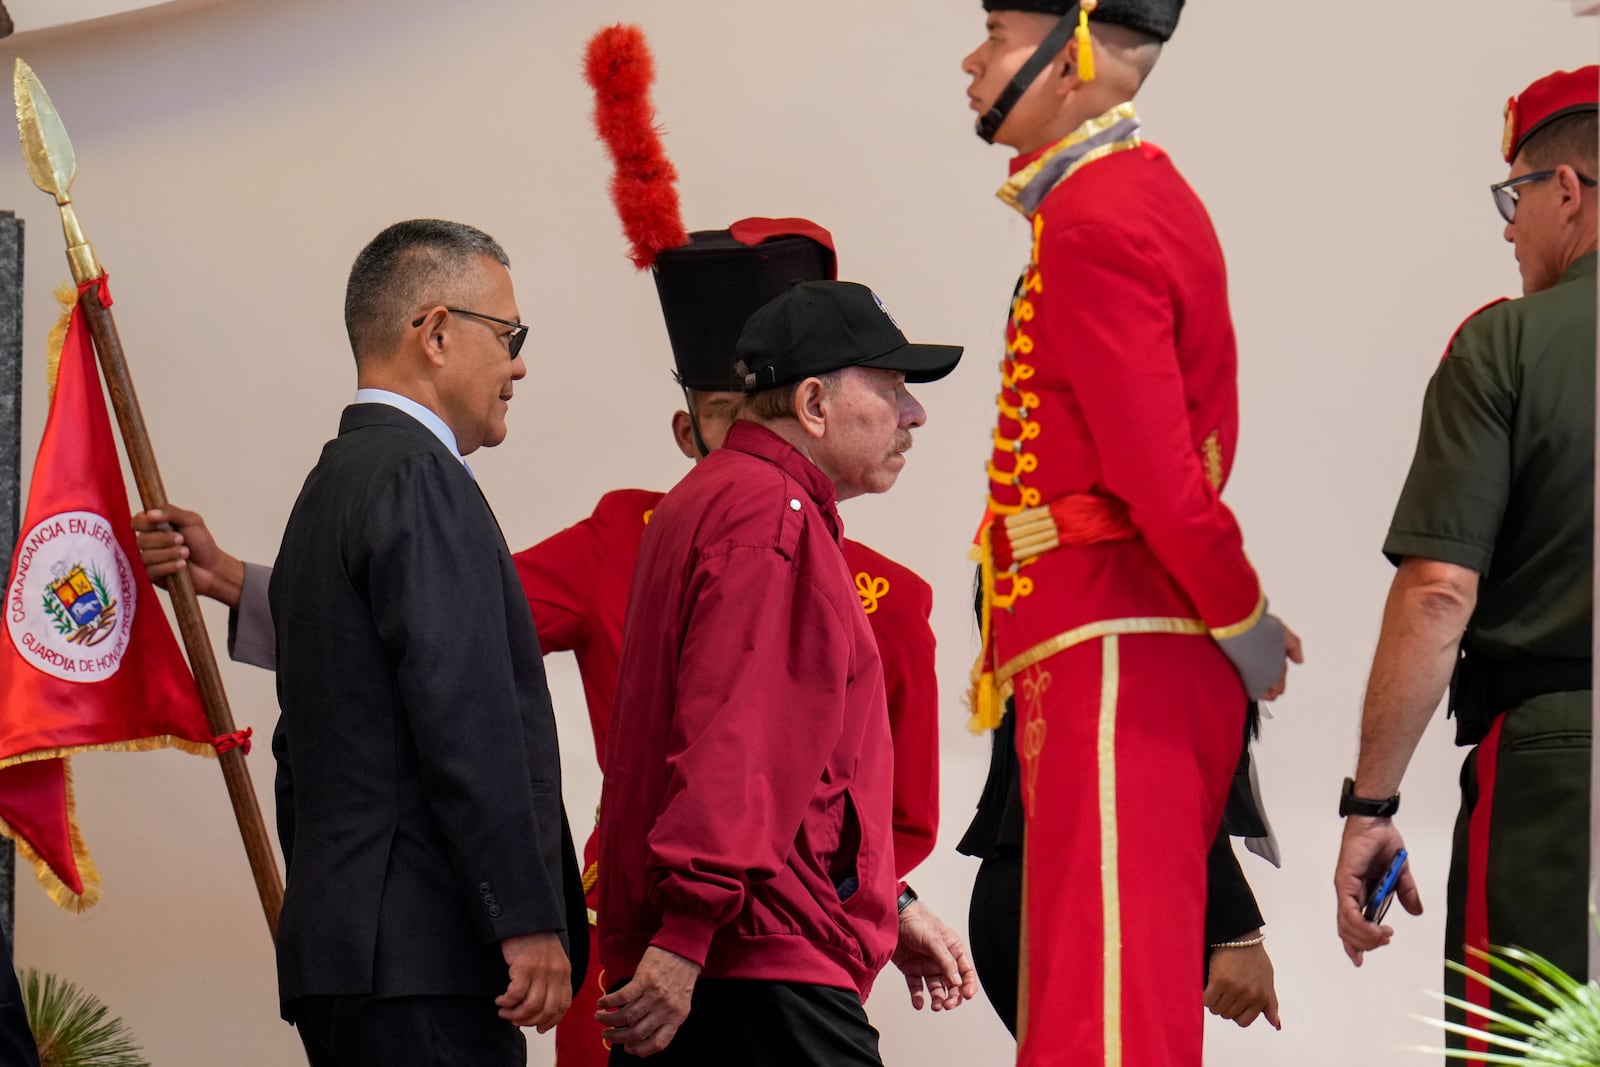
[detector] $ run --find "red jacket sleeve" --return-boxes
[647,545,853,966]
[1037,220,1263,633]
[513,511,603,655]
[863,565,938,878]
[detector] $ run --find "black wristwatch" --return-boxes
[1339,776,1400,818]
[896,884,919,914]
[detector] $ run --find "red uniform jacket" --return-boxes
[978,105,1268,702]
[596,423,898,996]
[514,490,938,880]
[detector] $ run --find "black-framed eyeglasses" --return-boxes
[411,307,528,358]
[1490,168,1599,224]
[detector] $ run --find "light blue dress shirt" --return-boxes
[353,388,473,479]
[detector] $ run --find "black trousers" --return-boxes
[0,923,39,1067]
[968,846,1025,1037]
[290,994,525,1067]
[608,978,881,1066]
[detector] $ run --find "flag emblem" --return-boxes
[8,510,135,681]
[48,564,106,630]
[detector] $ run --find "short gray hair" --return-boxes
[736,371,842,423]
[344,219,510,363]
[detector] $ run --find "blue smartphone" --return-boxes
[1363,848,1408,923]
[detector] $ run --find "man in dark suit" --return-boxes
[270,219,585,1066]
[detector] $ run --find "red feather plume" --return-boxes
[585,24,689,269]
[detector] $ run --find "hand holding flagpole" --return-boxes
[12,58,282,938]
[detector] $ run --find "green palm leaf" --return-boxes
[19,970,150,1067]
[1445,954,1557,1022]
[1410,929,1600,1066]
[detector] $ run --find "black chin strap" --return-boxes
[977,7,1081,145]
[679,382,711,458]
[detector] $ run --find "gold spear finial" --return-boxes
[14,59,100,284]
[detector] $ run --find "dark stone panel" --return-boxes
[0,211,24,947]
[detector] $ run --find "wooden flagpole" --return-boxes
[12,58,282,938]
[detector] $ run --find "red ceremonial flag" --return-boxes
[0,278,216,910]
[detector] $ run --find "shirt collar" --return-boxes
[723,421,843,539]
[996,101,1142,219]
[353,388,469,471]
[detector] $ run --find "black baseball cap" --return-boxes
[734,281,963,393]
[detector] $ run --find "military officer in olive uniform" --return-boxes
[1333,66,1596,1057]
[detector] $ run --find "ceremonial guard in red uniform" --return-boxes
[961,3,1295,1064]
[565,26,950,1053]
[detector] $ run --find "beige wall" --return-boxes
[0,1,1590,1063]
[5,0,193,37]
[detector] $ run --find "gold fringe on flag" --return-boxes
[0,759,102,913]
[0,733,218,772]
[44,280,76,401]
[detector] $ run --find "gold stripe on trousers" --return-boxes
[1098,635,1123,1067]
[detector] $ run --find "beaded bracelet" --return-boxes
[1210,934,1266,950]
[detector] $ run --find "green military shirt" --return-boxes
[1385,251,1596,662]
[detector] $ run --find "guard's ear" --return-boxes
[670,410,699,460]
[1056,35,1085,96]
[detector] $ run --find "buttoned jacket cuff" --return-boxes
[651,911,719,969]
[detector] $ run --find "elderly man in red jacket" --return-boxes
[595,281,971,1064]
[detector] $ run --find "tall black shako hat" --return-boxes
[982,0,1182,42]
[654,220,836,390]
[975,0,1184,143]
[585,24,837,394]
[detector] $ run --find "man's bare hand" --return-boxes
[131,505,245,608]
[1204,934,1281,1029]
[1261,624,1304,701]
[596,945,700,1056]
[495,931,571,1032]
[1333,817,1422,966]
[891,900,979,1012]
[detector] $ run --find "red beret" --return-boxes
[1503,66,1598,164]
